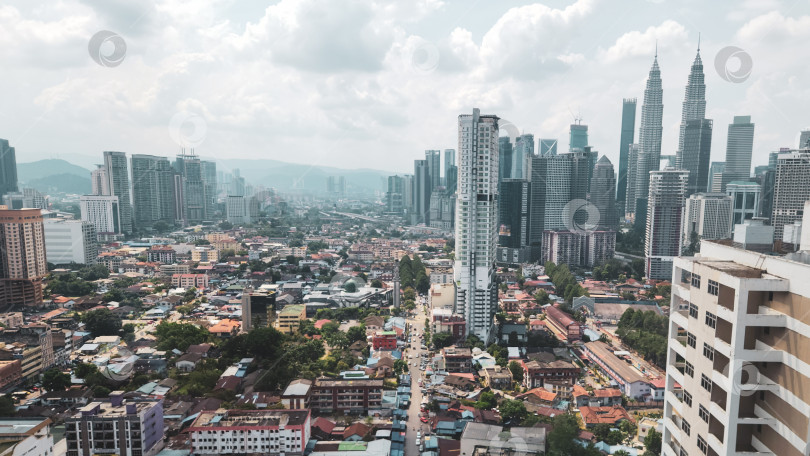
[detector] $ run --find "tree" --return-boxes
[0,395,15,416]
[83,309,122,338]
[74,363,98,379]
[42,368,71,391]
[644,429,662,455]
[344,282,357,293]
[499,399,527,424]
[394,359,407,375]
[508,361,524,382]
[154,322,210,351]
[475,391,498,410]
[547,414,602,456]
[219,221,234,230]
[534,290,550,305]
[370,279,383,289]
[432,332,453,349]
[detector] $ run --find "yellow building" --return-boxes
[191,247,219,262]
[275,305,306,334]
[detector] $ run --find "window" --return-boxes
[703,343,714,361]
[681,418,691,436]
[699,405,709,423]
[708,280,719,296]
[697,436,708,454]
[705,312,717,329]
[680,448,688,456]
[692,273,702,288]
[689,303,698,318]
[685,361,694,377]
[681,270,691,285]
[683,391,692,406]
[687,332,696,348]
[701,374,712,392]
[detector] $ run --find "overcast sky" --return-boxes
[2,0,809,174]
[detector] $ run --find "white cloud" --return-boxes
[601,20,688,63]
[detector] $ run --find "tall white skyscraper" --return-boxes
[629,53,664,218]
[723,115,755,186]
[455,108,499,342]
[645,168,688,280]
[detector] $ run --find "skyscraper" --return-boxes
[513,134,534,179]
[174,151,206,224]
[413,159,430,224]
[91,165,110,196]
[0,207,47,308]
[617,98,637,213]
[590,155,618,230]
[131,154,175,227]
[103,151,132,234]
[568,147,598,202]
[726,180,761,230]
[498,137,513,183]
[497,178,532,264]
[630,53,664,218]
[455,108,499,342]
[0,140,18,201]
[539,139,558,156]
[680,119,713,196]
[708,161,726,192]
[625,143,640,218]
[425,150,441,190]
[529,154,572,244]
[645,168,688,280]
[681,193,732,251]
[771,149,810,240]
[386,175,405,214]
[676,47,707,164]
[201,160,218,218]
[723,115,755,186]
[444,149,456,187]
[80,195,121,235]
[799,129,810,148]
[569,123,588,151]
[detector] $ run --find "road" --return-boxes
[404,298,430,456]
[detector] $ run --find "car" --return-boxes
[420,416,428,423]
[417,431,421,439]
[416,438,421,445]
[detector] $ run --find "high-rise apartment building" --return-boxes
[771,149,810,240]
[629,54,664,218]
[426,150,442,190]
[723,116,755,186]
[43,218,98,265]
[131,155,176,227]
[617,98,637,213]
[326,176,346,196]
[386,175,405,214]
[174,152,206,224]
[680,119,714,196]
[497,179,532,264]
[645,169,688,280]
[103,151,132,234]
[90,165,110,196]
[413,159,430,224]
[682,193,732,251]
[726,181,761,230]
[663,234,810,456]
[455,108,499,342]
[80,195,121,235]
[0,207,47,308]
[590,155,619,230]
[200,160,218,218]
[0,139,19,201]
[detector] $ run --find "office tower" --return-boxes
[103,151,132,234]
[79,195,121,235]
[386,175,405,214]
[723,116,755,186]
[497,179,532,264]
[201,160,218,218]
[326,176,346,196]
[444,149,457,193]
[65,394,164,456]
[590,155,618,230]
[402,174,413,213]
[675,47,707,165]
[529,154,572,246]
[726,181,761,230]
[625,144,640,218]
[43,218,98,265]
[680,119,714,196]
[682,193,732,250]
[444,149,455,179]
[645,169,688,280]
[498,137,513,182]
[0,207,47,308]
[90,165,110,196]
[539,139,558,157]
[569,146,598,202]
[174,151,206,224]
[454,108,499,342]
[513,134,534,179]
[617,98,637,213]
[757,167,776,221]
[413,160,430,224]
[631,53,664,218]
[131,154,175,227]
[771,149,810,240]
[663,234,810,456]
[426,150,441,190]
[708,161,726,192]
[569,123,588,151]
[799,129,810,148]
[0,140,18,201]
[428,189,455,231]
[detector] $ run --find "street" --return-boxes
[404,298,430,456]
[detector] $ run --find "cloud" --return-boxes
[601,20,688,63]
[736,11,810,42]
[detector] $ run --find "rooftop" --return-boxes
[190,409,309,429]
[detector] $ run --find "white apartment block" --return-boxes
[454,108,499,342]
[43,218,98,265]
[663,233,810,456]
[682,193,733,250]
[79,195,121,235]
[189,409,310,456]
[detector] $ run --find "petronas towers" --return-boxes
[675,46,712,196]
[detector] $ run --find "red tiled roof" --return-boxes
[579,405,634,426]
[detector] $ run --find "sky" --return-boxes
[2,0,809,175]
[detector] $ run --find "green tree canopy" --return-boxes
[154,322,209,352]
[82,309,122,338]
[42,368,71,391]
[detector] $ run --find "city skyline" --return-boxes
[1,0,808,175]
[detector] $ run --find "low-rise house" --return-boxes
[442,346,472,373]
[579,405,634,428]
[517,387,558,408]
[479,366,512,390]
[175,353,203,372]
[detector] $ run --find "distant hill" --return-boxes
[222,159,389,194]
[16,159,91,195]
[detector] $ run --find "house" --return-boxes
[343,422,371,441]
[281,379,312,410]
[444,374,477,392]
[517,387,558,408]
[579,405,634,428]
[543,305,581,342]
[479,366,512,390]
[522,359,579,394]
[38,388,93,407]
[187,343,213,358]
[208,319,241,338]
[592,388,623,407]
[442,346,472,373]
[175,353,202,372]
[311,417,337,441]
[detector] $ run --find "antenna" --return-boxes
[697,32,701,52]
